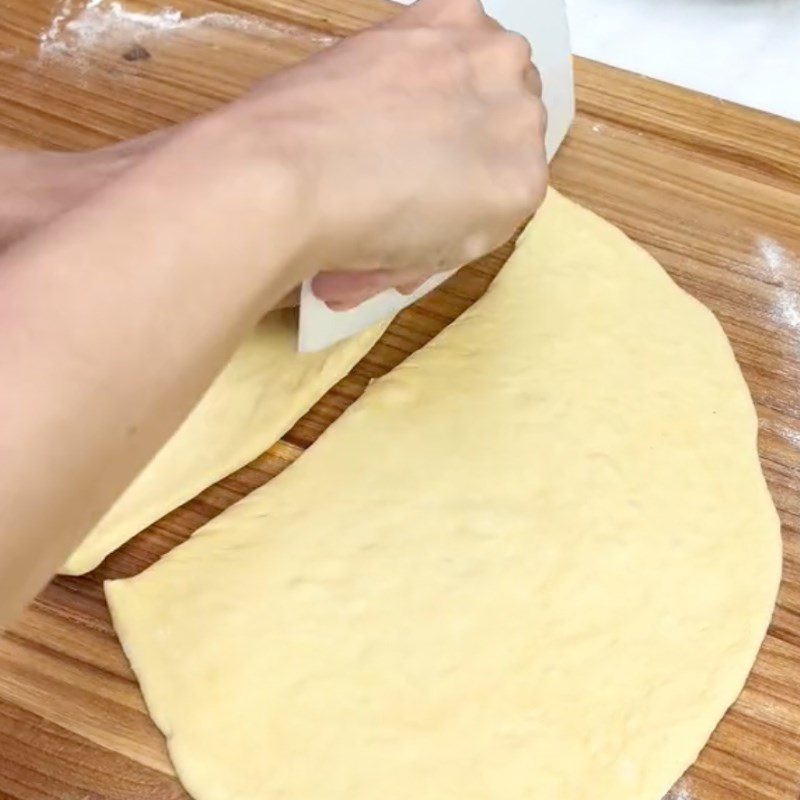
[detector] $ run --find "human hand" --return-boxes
[227,0,548,309]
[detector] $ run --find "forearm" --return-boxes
[0,118,305,622]
[0,147,139,251]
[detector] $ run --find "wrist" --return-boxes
[121,113,315,314]
[199,96,346,281]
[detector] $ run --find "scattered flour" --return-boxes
[38,0,338,64]
[666,778,696,800]
[757,235,800,331]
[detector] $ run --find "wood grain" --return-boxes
[1,1,800,798]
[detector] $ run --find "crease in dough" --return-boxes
[106,189,781,800]
[64,310,386,574]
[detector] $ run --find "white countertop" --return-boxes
[566,0,800,122]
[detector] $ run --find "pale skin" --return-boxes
[0,0,548,627]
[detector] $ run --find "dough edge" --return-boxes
[106,188,783,800]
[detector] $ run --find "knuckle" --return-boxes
[509,181,536,213]
[524,169,548,211]
[460,0,489,23]
[500,160,547,216]
[502,31,533,65]
[534,99,548,135]
[526,62,544,96]
[538,101,549,135]
[460,231,495,264]
[420,0,485,26]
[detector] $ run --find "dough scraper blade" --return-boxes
[298,0,575,353]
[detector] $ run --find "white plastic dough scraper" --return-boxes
[298,0,575,352]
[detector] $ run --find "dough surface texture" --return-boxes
[107,190,781,800]
[64,311,384,574]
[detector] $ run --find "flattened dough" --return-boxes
[107,190,781,800]
[64,311,385,574]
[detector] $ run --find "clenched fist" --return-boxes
[226,0,549,307]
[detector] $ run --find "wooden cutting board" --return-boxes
[1,2,799,798]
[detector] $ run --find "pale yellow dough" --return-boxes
[106,190,781,800]
[64,311,385,574]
